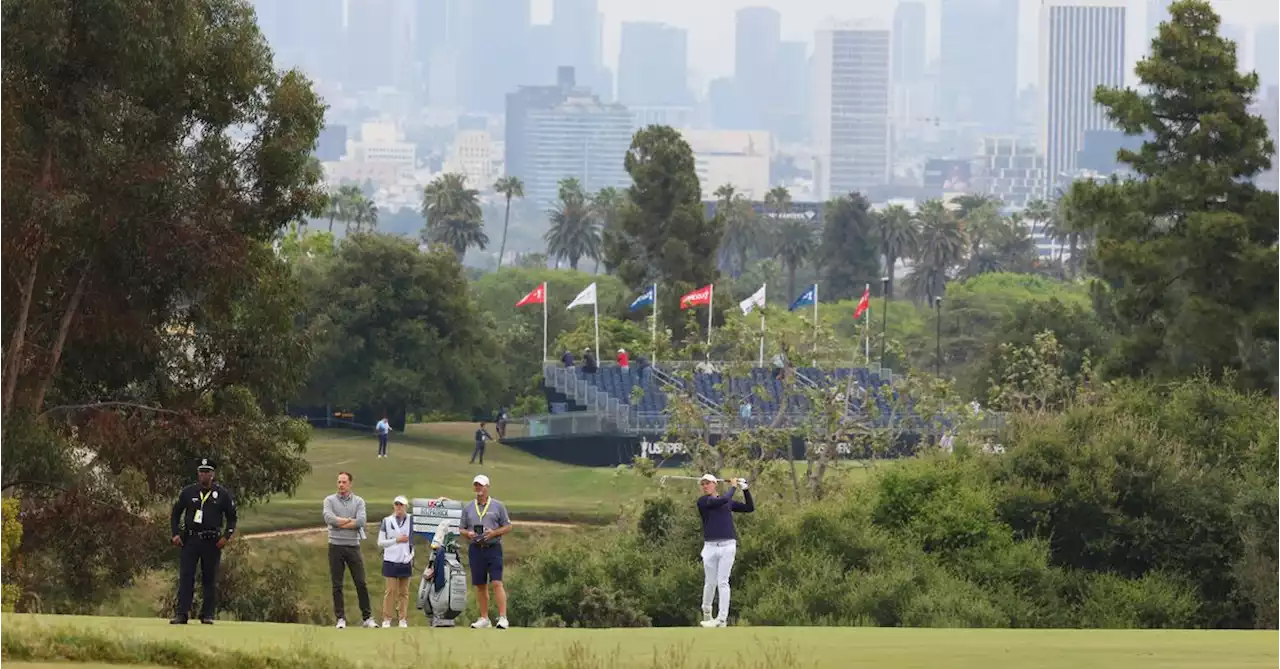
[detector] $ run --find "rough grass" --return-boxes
[4,615,1276,669]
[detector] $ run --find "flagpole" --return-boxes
[759,283,766,366]
[863,283,870,365]
[812,283,819,360]
[651,284,658,364]
[593,296,600,360]
[706,284,714,354]
[542,282,548,363]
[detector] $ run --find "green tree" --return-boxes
[714,183,761,277]
[325,185,362,234]
[299,234,504,416]
[421,172,487,263]
[874,204,920,300]
[906,199,967,302]
[494,176,524,269]
[590,186,627,272]
[545,178,601,270]
[773,218,817,303]
[1073,0,1278,391]
[819,192,880,301]
[347,192,378,233]
[1,0,323,610]
[603,125,722,343]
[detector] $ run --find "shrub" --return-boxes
[1074,571,1200,629]
[1,498,21,611]
[155,541,318,623]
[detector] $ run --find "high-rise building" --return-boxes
[346,0,410,92]
[1256,24,1279,92]
[505,68,634,205]
[813,22,892,199]
[1039,0,1126,193]
[939,0,1019,134]
[617,22,689,106]
[468,0,531,112]
[772,40,811,142]
[893,2,927,85]
[973,136,1047,207]
[552,0,603,95]
[735,7,782,130]
[1146,0,1174,50]
[262,0,345,84]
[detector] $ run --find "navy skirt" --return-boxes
[382,559,413,579]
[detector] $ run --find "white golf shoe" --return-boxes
[381,620,391,628]
[701,606,713,623]
[700,618,726,628]
[470,617,492,629]
[335,618,346,629]
[496,616,510,629]
[398,619,409,628]
[362,619,378,628]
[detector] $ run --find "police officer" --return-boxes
[169,457,237,624]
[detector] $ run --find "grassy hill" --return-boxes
[236,423,654,533]
[5,615,1275,669]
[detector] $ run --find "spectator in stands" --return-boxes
[583,348,598,374]
[771,352,786,380]
[471,423,494,465]
[561,350,575,367]
[739,396,753,426]
[635,354,652,384]
[617,348,629,372]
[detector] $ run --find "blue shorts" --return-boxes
[468,542,504,585]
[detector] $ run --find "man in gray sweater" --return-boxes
[323,471,375,629]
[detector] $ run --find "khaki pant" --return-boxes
[383,576,411,622]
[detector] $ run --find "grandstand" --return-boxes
[501,361,948,466]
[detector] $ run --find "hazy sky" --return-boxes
[528,0,1278,88]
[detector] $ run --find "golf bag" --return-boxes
[417,539,468,627]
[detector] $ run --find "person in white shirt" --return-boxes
[377,495,414,627]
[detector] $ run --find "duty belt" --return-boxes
[188,529,221,540]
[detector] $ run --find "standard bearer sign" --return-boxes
[411,498,464,542]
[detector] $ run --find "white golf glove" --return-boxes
[737,478,748,490]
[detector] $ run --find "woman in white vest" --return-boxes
[377,495,415,627]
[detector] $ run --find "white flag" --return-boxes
[739,284,767,315]
[567,282,597,310]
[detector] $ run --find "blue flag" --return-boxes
[789,285,817,311]
[629,284,656,311]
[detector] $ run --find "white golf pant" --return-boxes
[701,539,737,621]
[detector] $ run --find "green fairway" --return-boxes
[4,615,1275,669]
[236,423,653,532]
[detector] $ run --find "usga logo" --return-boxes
[639,438,687,457]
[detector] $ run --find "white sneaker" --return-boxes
[381,620,391,628]
[470,617,491,629]
[496,616,509,629]
[362,619,378,628]
[701,606,713,623]
[398,619,409,628]
[700,619,726,628]
[335,618,346,629]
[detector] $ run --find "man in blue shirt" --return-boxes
[470,423,494,465]
[695,473,754,627]
[375,417,392,458]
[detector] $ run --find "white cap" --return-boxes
[618,348,625,353]
[473,474,490,486]
[699,473,718,483]
[393,495,408,506]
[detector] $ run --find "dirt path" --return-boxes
[243,520,579,541]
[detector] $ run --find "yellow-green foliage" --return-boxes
[2,497,23,611]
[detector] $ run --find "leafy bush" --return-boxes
[155,541,320,624]
[1,498,21,611]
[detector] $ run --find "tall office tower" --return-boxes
[893,1,927,85]
[735,6,781,130]
[552,0,603,93]
[1040,0,1126,193]
[617,22,689,106]
[812,21,892,199]
[527,25,558,86]
[940,0,1019,134]
[467,0,531,112]
[418,0,471,108]
[267,0,345,84]
[346,0,402,91]
[773,40,810,142]
[505,68,632,205]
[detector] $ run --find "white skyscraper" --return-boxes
[1039,0,1126,194]
[812,21,892,200]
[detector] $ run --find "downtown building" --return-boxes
[812,21,892,200]
[505,68,633,206]
[1039,0,1126,195]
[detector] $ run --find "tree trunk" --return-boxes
[33,264,91,413]
[328,215,335,233]
[497,197,512,270]
[787,264,797,305]
[886,254,897,300]
[569,256,579,271]
[3,257,40,412]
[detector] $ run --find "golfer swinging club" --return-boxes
[696,473,754,627]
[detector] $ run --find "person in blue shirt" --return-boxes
[375,417,392,458]
[695,473,754,627]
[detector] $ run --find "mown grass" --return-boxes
[4,615,1276,669]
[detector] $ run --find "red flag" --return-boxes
[680,284,713,309]
[516,283,546,307]
[853,287,871,319]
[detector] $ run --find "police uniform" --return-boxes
[169,458,237,624]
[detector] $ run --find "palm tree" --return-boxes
[714,184,760,276]
[326,185,362,233]
[590,186,626,274]
[493,176,524,270]
[348,195,378,233]
[951,193,1002,220]
[873,204,920,299]
[961,202,1003,278]
[774,217,817,302]
[909,199,967,302]
[1023,198,1052,239]
[421,173,486,262]
[545,178,601,270]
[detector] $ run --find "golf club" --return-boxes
[658,475,751,486]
